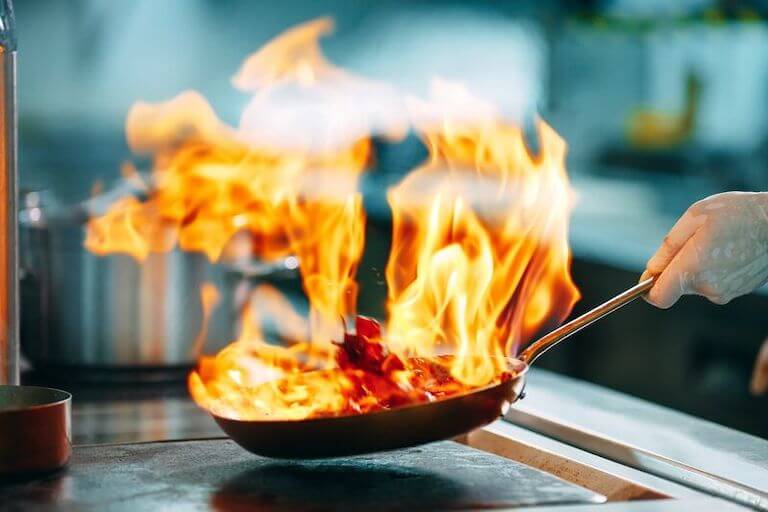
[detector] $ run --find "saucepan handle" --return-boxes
[518,277,655,366]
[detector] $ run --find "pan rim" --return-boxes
[209,357,527,425]
[0,385,72,413]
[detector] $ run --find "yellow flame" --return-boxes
[189,284,343,420]
[232,17,337,90]
[86,19,579,421]
[86,17,368,349]
[385,81,579,387]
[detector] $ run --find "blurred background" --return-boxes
[14,0,768,437]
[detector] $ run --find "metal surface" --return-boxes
[470,421,692,502]
[8,372,760,510]
[19,219,243,367]
[0,385,71,475]
[507,368,768,511]
[464,420,749,511]
[25,365,221,445]
[0,438,605,510]
[520,277,654,365]
[73,397,219,445]
[215,358,527,458]
[0,0,17,385]
[19,202,302,370]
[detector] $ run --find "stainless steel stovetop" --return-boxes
[3,368,767,511]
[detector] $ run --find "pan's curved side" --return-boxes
[213,373,525,459]
[0,386,72,476]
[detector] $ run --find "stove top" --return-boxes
[4,369,763,511]
[1,439,604,511]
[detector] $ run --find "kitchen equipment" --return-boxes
[0,438,606,509]
[213,278,655,458]
[0,0,16,385]
[0,385,71,475]
[21,223,233,368]
[4,370,762,510]
[18,194,299,372]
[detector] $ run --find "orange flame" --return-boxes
[85,16,372,267]
[189,284,336,420]
[386,81,579,387]
[232,17,337,90]
[86,17,369,347]
[86,19,578,422]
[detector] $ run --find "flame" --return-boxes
[86,18,579,422]
[86,16,369,346]
[386,81,579,387]
[189,284,331,420]
[85,16,373,266]
[232,17,337,90]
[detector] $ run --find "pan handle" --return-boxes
[518,277,655,366]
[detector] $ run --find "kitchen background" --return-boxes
[14,0,768,437]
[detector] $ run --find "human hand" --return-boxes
[642,192,768,308]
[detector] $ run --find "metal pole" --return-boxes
[0,0,17,384]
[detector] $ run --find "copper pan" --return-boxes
[0,385,71,476]
[213,278,654,458]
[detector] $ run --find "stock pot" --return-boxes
[17,193,284,371]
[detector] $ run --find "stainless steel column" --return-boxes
[0,0,17,385]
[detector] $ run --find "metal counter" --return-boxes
[0,440,606,511]
[509,369,768,510]
[52,369,768,510]
[9,366,767,510]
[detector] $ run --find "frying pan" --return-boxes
[213,278,654,458]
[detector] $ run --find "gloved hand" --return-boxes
[642,192,768,308]
[751,337,768,396]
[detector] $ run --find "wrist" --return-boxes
[753,192,768,238]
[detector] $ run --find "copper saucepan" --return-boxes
[0,385,72,475]
[213,278,655,458]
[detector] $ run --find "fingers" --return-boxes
[646,207,707,276]
[639,269,655,303]
[751,338,768,396]
[645,235,700,308]
[644,203,709,308]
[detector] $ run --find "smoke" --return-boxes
[231,9,546,153]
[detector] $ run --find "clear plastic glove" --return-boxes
[641,192,768,308]
[751,337,768,396]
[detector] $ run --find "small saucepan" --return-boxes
[213,278,654,458]
[0,385,72,476]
